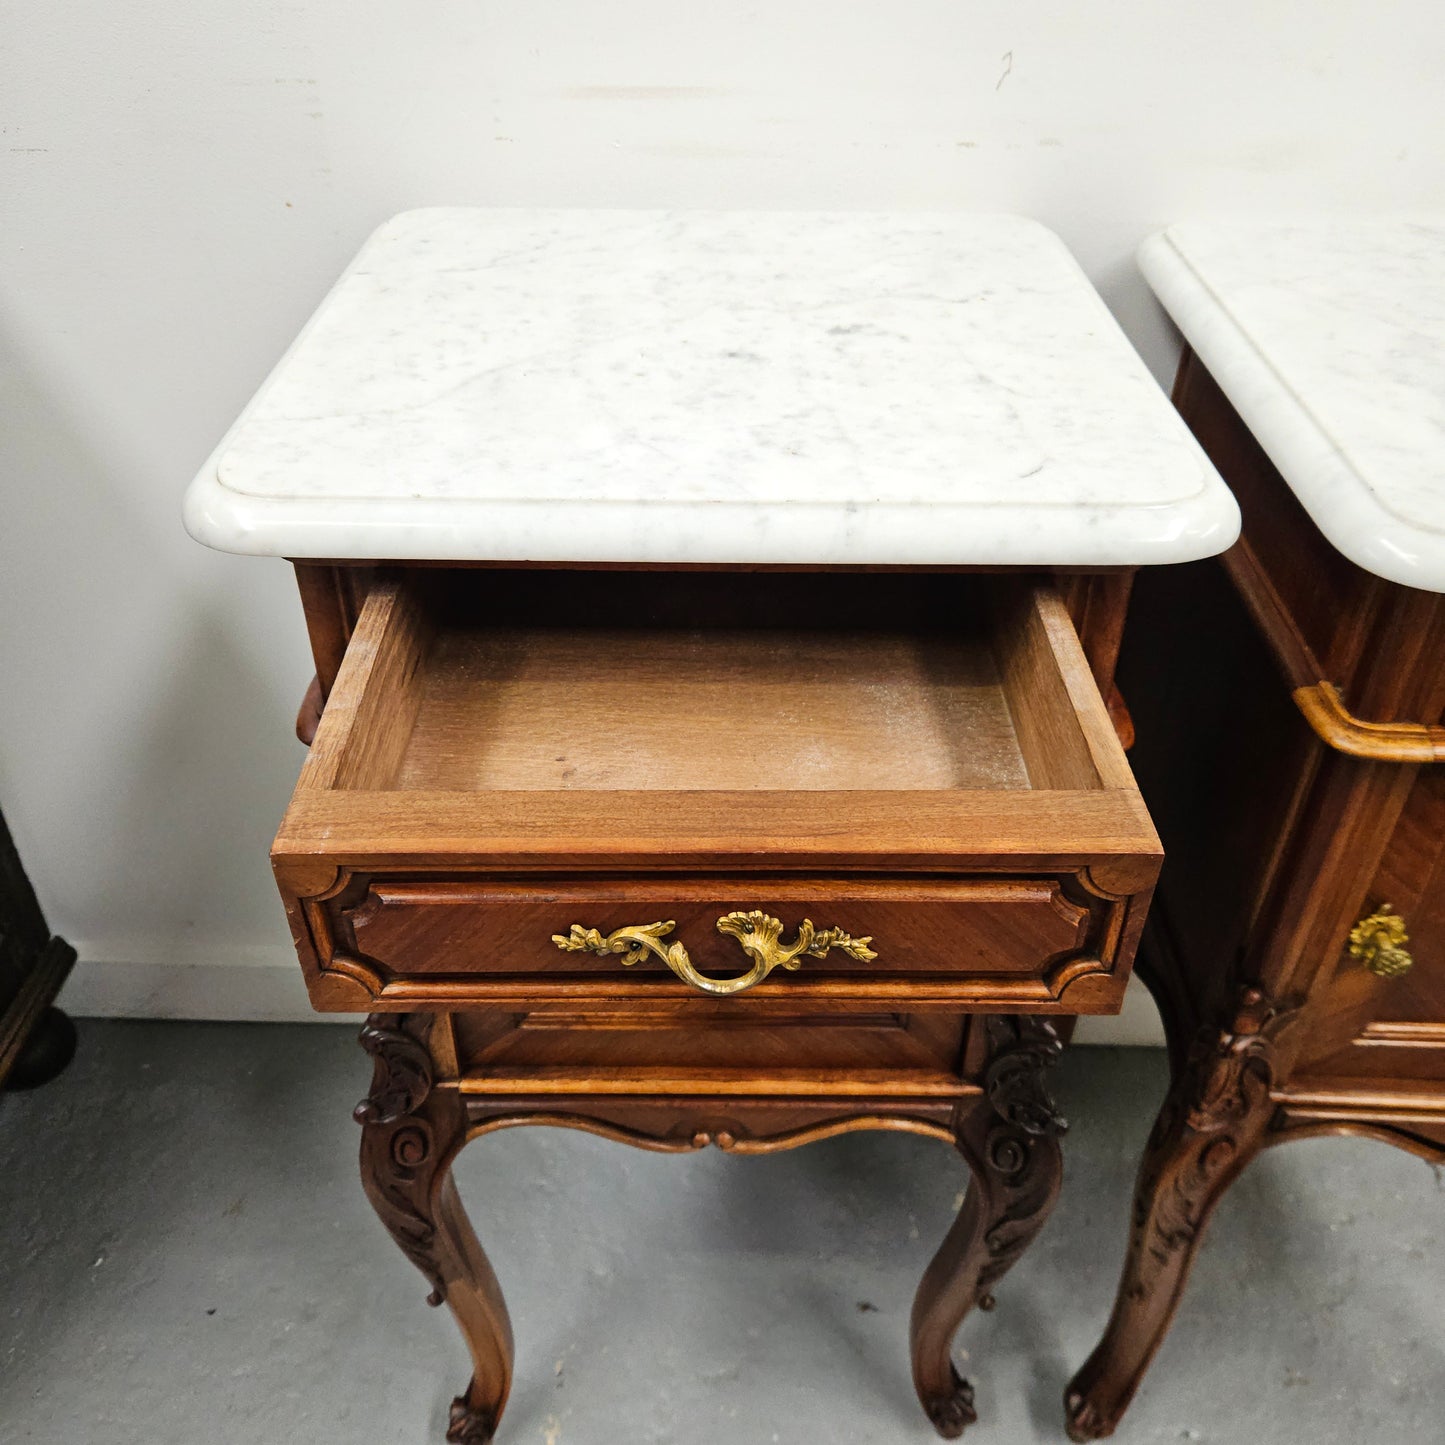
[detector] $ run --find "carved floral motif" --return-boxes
[983,1015,1069,1139]
[1124,984,1299,1301]
[355,1014,448,1306]
[354,1017,432,1125]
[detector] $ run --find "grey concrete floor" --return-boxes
[1,1023,1442,1444]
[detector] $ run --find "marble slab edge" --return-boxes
[182,468,1239,566]
[1139,231,1445,594]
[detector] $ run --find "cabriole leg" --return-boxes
[355,1015,514,1444]
[1065,987,1294,1440]
[911,1016,1067,1437]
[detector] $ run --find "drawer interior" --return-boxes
[278,570,1157,896]
[398,628,1030,792]
[274,570,1160,1011]
[314,570,1109,799]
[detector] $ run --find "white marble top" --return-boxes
[185,209,1237,565]
[1140,218,1445,593]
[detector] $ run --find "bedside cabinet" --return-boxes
[1067,219,1445,1439]
[185,209,1237,1441]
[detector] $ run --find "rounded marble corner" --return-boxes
[182,471,248,554]
[1163,483,1242,562]
[1135,229,1177,277]
[1297,486,1445,593]
[1139,225,1445,594]
[983,212,1066,245]
[359,205,468,253]
[182,469,293,557]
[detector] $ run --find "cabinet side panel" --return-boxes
[1117,558,1312,1020]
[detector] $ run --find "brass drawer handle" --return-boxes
[1348,905,1412,979]
[1293,683,1445,764]
[552,910,877,996]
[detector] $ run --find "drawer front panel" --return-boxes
[341,877,1087,981]
[291,873,1138,1012]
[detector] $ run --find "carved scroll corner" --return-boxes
[354,1015,434,1126]
[982,1016,1068,1138]
[1181,982,1302,1135]
[274,858,350,904]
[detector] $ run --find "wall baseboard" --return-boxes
[58,944,1165,1044]
[58,945,360,1024]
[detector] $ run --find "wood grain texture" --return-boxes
[298,578,431,793]
[355,1015,512,1443]
[913,1016,1067,1438]
[277,787,1158,878]
[400,627,1031,792]
[339,876,1090,979]
[287,867,1134,1014]
[453,1006,968,1087]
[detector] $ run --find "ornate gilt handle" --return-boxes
[552,910,877,997]
[1348,905,1412,979]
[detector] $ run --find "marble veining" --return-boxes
[1140,218,1445,593]
[185,209,1237,563]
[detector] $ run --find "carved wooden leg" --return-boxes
[356,1015,514,1445]
[1064,987,1297,1440]
[911,1016,1067,1438]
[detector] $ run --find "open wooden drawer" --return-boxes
[273,570,1159,1014]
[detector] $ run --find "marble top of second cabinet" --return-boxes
[185,209,1237,565]
[1140,218,1445,592]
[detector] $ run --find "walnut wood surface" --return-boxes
[288,863,1138,1014]
[356,1010,1064,1442]
[913,1017,1067,1437]
[341,877,1089,978]
[274,573,1158,1014]
[291,564,1137,743]
[1066,348,1445,1439]
[399,627,1032,793]
[356,1016,513,1442]
[277,561,1156,1440]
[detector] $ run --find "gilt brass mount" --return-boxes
[1348,905,1412,979]
[552,910,877,996]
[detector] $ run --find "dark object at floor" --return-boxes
[0,805,77,1092]
[5,1005,78,1090]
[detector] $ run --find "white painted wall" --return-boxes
[4,3,1441,1035]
